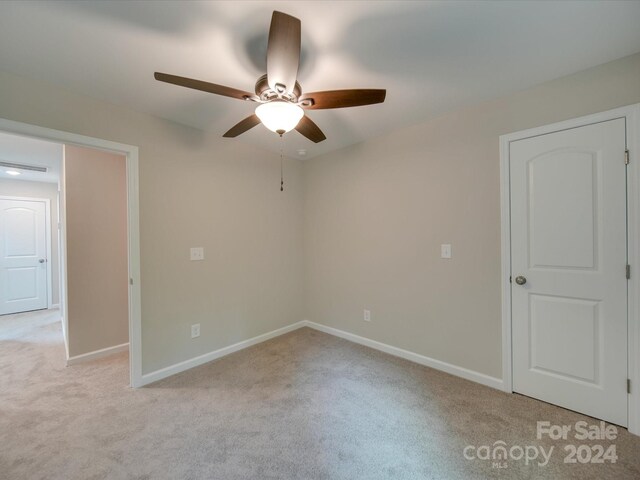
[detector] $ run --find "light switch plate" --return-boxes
[441,244,452,259]
[190,247,204,261]
[363,309,371,322]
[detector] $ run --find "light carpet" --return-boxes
[1,309,639,479]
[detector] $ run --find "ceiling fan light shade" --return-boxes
[255,101,304,134]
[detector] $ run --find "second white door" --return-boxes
[0,198,48,315]
[510,118,628,426]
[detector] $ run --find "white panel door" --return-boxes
[0,199,48,315]
[510,118,627,426]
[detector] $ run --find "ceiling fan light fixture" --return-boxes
[255,101,304,135]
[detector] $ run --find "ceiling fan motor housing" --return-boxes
[254,74,301,103]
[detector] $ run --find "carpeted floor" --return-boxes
[1,310,639,479]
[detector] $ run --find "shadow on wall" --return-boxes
[64,145,129,358]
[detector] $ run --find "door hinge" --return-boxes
[625,149,630,165]
[626,265,631,279]
[628,378,632,394]
[509,276,512,283]
[129,278,134,285]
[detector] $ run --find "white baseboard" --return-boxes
[67,342,129,366]
[138,321,307,387]
[136,319,504,392]
[302,320,504,391]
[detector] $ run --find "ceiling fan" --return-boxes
[154,11,386,143]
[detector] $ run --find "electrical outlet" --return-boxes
[363,309,371,322]
[190,247,204,261]
[191,324,200,338]
[441,244,452,259]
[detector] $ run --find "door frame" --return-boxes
[0,117,143,389]
[499,103,640,435]
[0,195,52,312]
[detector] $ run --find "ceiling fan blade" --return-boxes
[299,89,386,110]
[154,72,254,100]
[295,115,326,143]
[223,114,261,138]
[266,11,301,94]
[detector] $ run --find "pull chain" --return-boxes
[279,133,284,192]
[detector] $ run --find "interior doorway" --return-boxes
[0,119,141,387]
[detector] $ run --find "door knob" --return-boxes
[39,259,46,264]
[515,275,527,285]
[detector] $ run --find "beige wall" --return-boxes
[64,145,128,357]
[0,178,60,305]
[303,52,640,379]
[1,51,638,381]
[0,69,304,373]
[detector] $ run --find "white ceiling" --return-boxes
[0,132,62,184]
[0,1,639,159]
